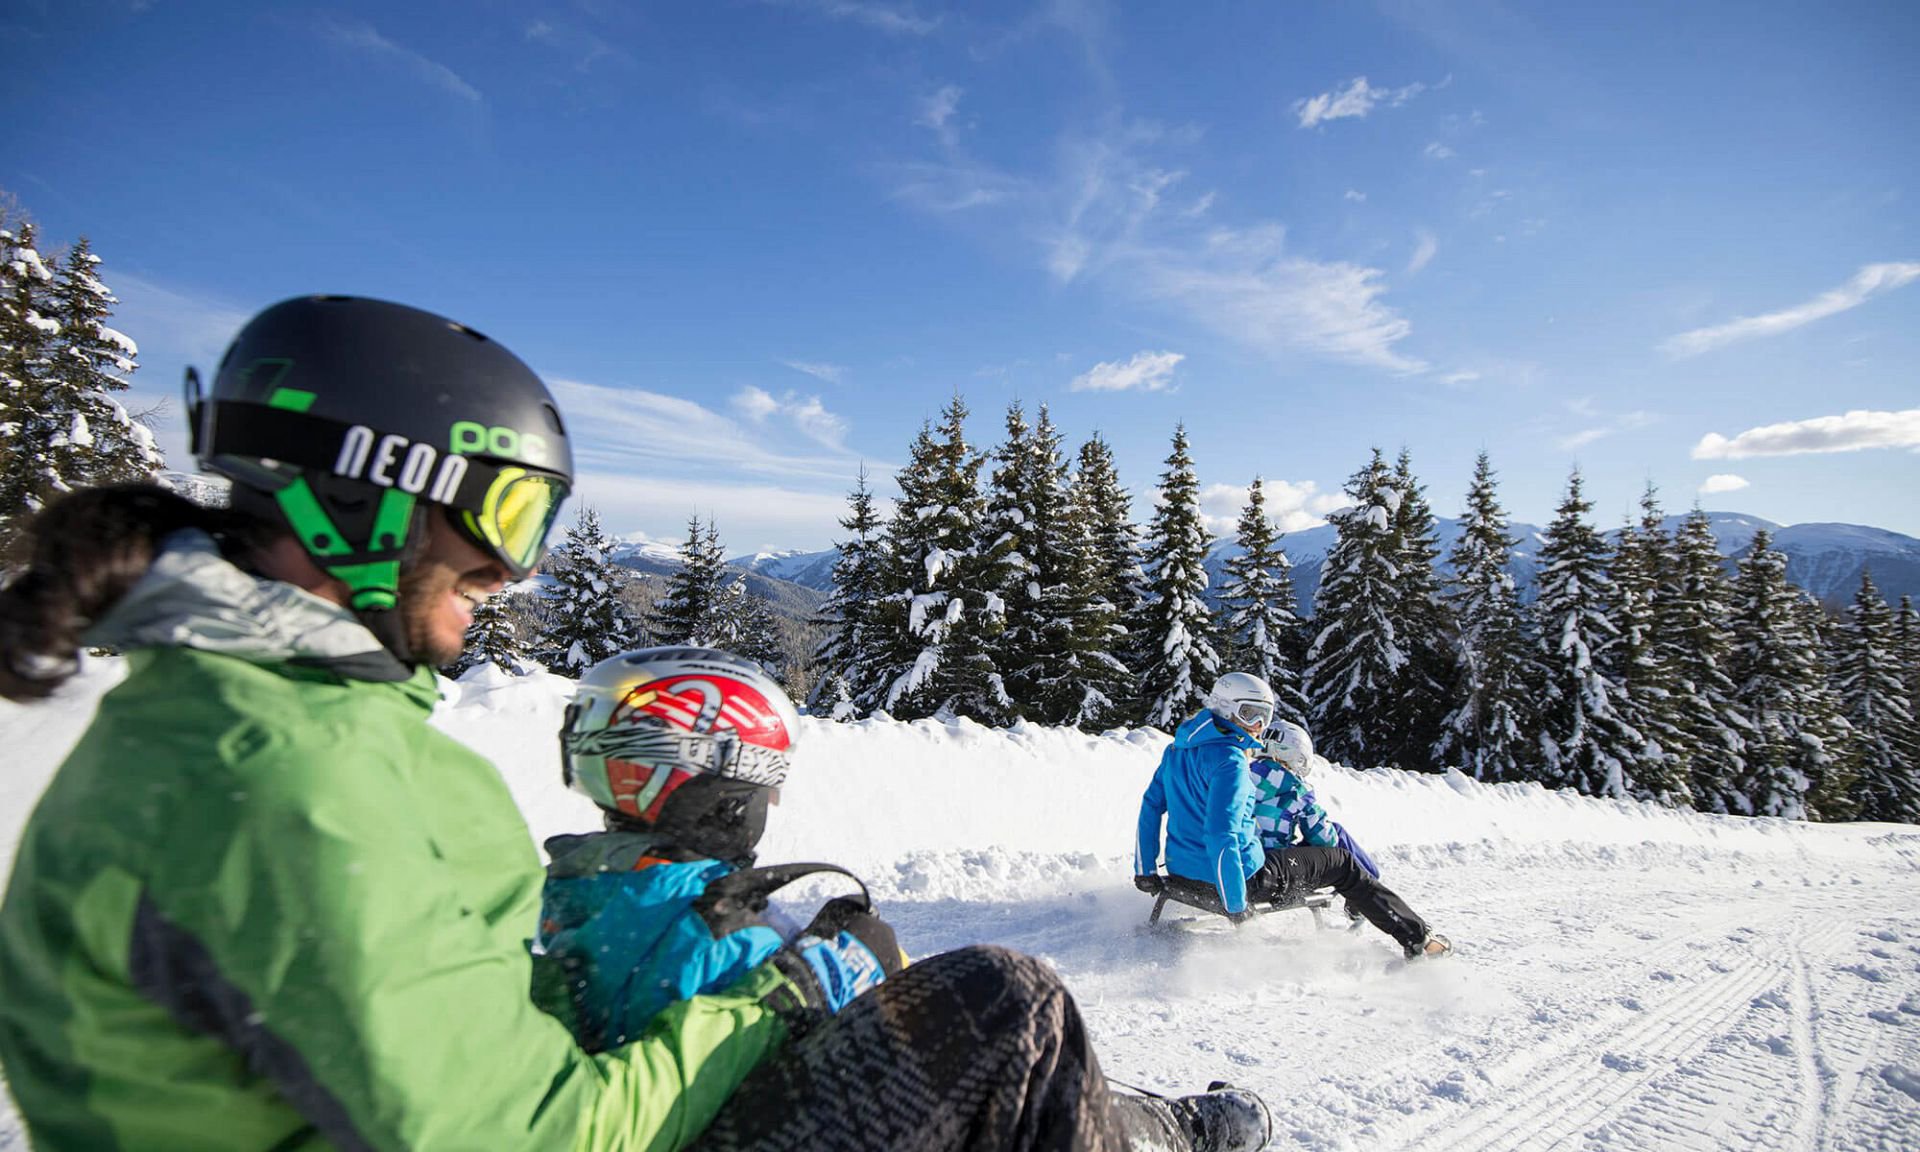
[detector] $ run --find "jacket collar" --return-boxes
[82,529,416,685]
[1173,709,1261,750]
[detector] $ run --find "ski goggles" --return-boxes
[455,464,570,579]
[1227,700,1274,729]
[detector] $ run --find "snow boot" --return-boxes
[1111,1083,1272,1151]
[1404,932,1453,960]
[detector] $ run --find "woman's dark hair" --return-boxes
[0,484,255,701]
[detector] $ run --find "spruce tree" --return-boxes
[1726,530,1819,818]
[536,505,638,676]
[1835,571,1920,822]
[1382,448,1451,772]
[1,215,165,559]
[710,569,787,681]
[1305,450,1403,768]
[1218,477,1308,726]
[1135,424,1221,730]
[1532,470,1644,797]
[871,396,1009,722]
[1603,487,1692,803]
[1069,433,1146,724]
[980,402,1048,718]
[450,591,533,677]
[810,468,889,719]
[1434,452,1542,782]
[649,515,727,645]
[1664,510,1750,811]
[1800,599,1862,821]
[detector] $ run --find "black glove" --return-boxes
[803,895,906,978]
[1134,873,1165,895]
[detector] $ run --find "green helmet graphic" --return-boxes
[189,295,574,620]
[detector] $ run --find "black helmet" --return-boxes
[188,296,573,618]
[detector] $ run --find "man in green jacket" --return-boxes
[0,296,1271,1152]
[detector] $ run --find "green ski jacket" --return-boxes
[0,532,791,1150]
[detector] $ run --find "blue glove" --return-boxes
[1333,821,1381,879]
[794,930,889,1013]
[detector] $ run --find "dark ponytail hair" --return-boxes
[0,484,254,701]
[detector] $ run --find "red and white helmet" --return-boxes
[562,647,800,826]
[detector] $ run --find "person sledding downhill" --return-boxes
[1135,673,1451,961]
[534,646,907,1053]
[0,295,1272,1152]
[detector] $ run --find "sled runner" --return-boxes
[1143,873,1345,930]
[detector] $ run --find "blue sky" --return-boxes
[5,0,1917,551]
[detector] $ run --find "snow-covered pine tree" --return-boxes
[809,467,889,719]
[871,396,1009,723]
[1218,477,1308,727]
[1835,571,1920,822]
[1068,433,1146,724]
[994,405,1109,726]
[1532,469,1645,797]
[1602,486,1692,804]
[709,568,787,682]
[1135,424,1221,730]
[1381,449,1452,772]
[1663,509,1750,812]
[1798,597,1862,822]
[1434,452,1543,782]
[449,590,533,678]
[1305,449,1403,768]
[1725,529,1819,818]
[535,505,637,677]
[649,515,727,645]
[980,401,1046,718]
[1895,596,1920,774]
[1,215,165,559]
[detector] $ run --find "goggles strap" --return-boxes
[273,476,418,612]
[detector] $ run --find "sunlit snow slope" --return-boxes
[5,660,1919,1151]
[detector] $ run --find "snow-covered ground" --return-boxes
[5,660,1920,1151]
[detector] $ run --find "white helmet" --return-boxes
[1206,671,1276,731]
[1259,720,1314,776]
[561,647,800,861]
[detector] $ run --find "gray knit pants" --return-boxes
[689,945,1180,1152]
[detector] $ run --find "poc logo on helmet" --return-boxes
[333,427,470,502]
[450,421,551,466]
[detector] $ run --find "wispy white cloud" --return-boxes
[1343,189,1367,203]
[783,360,846,385]
[917,85,962,132]
[1699,474,1750,495]
[1557,405,1656,450]
[316,16,482,103]
[886,116,1424,374]
[760,0,940,35]
[1181,191,1216,219]
[1069,350,1183,393]
[1407,229,1438,275]
[523,17,632,72]
[577,473,855,554]
[1134,226,1426,374]
[1293,76,1427,130]
[553,378,858,482]
[1197,480,1340,536]
[729,384,849,446]
[1438,369,1480,387]
[1423,141,1455,160]
[1661,263,1920,358]
[1692,409,1920,459]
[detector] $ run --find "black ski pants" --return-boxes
[1248,844,1431,954]
[689,944,1189,1152]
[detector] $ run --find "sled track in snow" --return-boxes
[1372,899,1860,1152]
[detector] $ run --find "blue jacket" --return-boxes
[1136,711,1265,915]
[533,831,785,1052]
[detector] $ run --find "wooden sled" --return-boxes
[1145,873,1343,931]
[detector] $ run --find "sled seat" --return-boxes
[1147,873,1339,930]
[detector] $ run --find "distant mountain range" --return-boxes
[675,513,1920,618]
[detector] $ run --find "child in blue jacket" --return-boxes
[532,647,903,1052]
